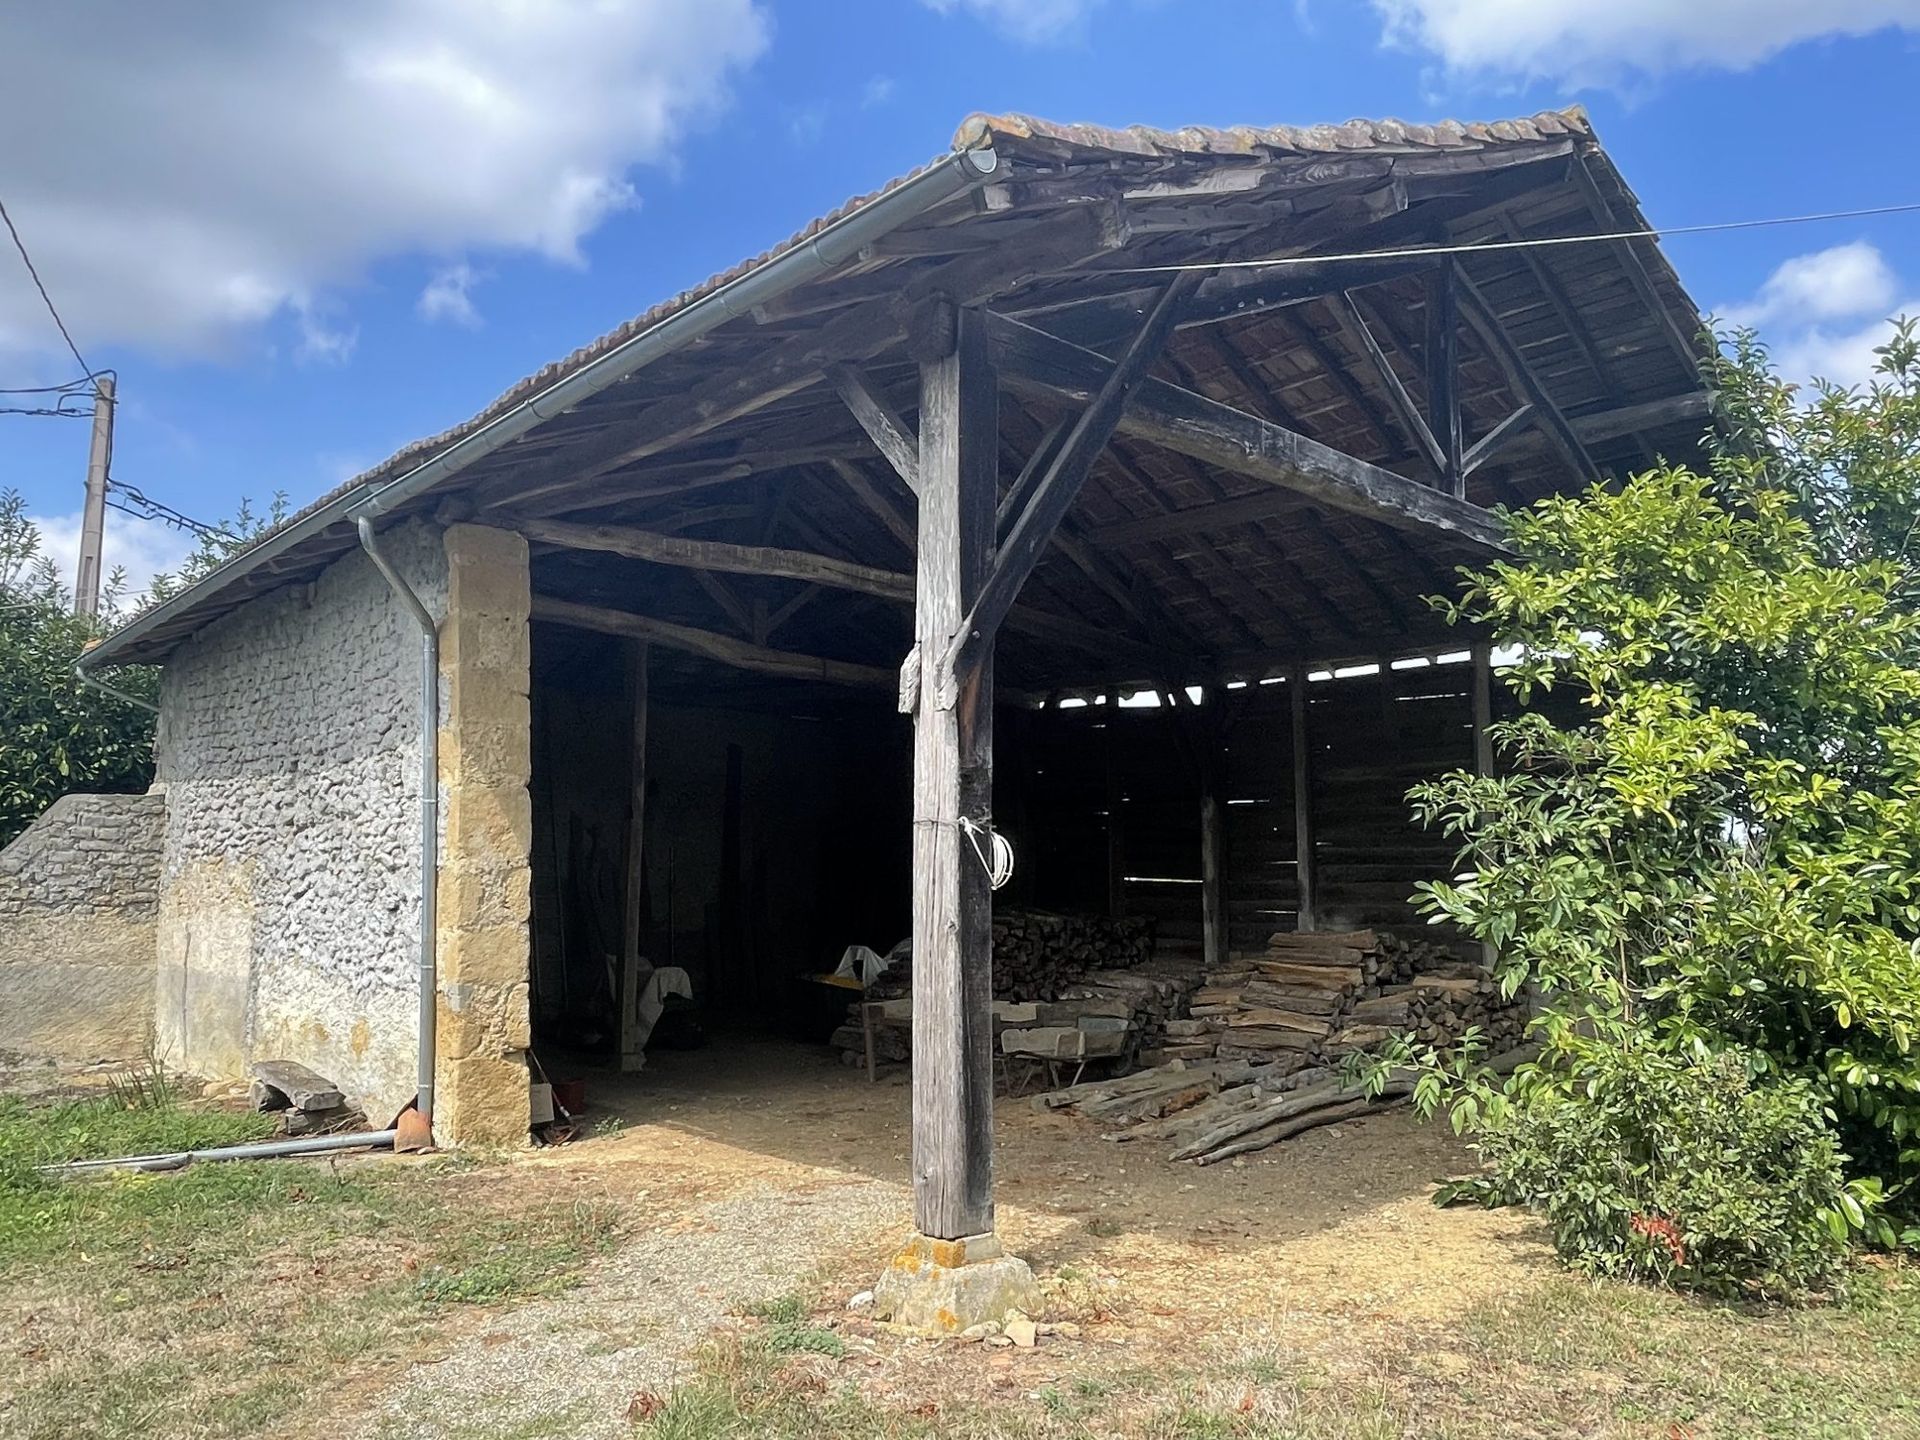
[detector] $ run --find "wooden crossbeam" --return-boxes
[1572,152,1703,374]
[1454,267,1603,489]
[944,277,1197,687]
[986,311,1507,551]
[827,363,920,491]
[1337,291,1445,478]
[533,595,897,690]
[1461,404,1537,476]
[512,513,914,601]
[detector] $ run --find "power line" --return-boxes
[1103,199,1920,276]
[103,478,236,544]
[0,194,101,393]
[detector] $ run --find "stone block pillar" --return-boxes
[436,522,533,1146]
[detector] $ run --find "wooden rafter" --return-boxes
[987,310,1507,550]
[827,363,920,490]
[1454,266,1603,488]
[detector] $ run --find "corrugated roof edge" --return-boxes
[81,104,1614,672]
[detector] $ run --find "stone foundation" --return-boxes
[872,1232,1040,1334]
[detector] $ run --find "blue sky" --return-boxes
[3,0,1918,593]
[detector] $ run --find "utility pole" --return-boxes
[74,373,113,619]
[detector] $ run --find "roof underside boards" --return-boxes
[88,107,1711,694]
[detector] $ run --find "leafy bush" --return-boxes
[1445,1048,1854,1298]
[1396,320,1920,1294]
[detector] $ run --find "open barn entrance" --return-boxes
[525,620,912,1073]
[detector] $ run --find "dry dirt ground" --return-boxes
[310,1036,1554,1438]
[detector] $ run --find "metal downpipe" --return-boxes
[355,516,438,1136]
[43,1127,401,1176]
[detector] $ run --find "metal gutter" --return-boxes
[79,143,1000,672]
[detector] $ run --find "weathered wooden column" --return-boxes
[908,297,999,1244]
[875,297,1038,1332]
[1289,664,1318,933]
[1199,709,1229,970]
[617,638,650,1072]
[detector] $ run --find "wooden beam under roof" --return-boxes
[1453,266,1603,488]
[986,311,1507,551]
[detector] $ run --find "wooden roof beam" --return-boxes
[827,363,920,492]
[986,310,1507,550]
[1454,267,1604,488]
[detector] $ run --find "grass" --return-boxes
[0,1080,625,1440]
[625,1267,1920,1440]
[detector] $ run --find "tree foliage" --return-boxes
[1400,321,1920,1290]
[0,488,282,847]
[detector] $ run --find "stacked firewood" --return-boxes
[1051,952,1206,1048]
[991,910,1156,1002]
[1159,930,1524,1073]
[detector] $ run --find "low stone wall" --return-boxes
[0,791,164,1060]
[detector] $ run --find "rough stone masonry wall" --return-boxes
[154,521,447,1127]
[0,791,165,1059]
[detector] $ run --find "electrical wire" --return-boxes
[1100,199,1920,276]
[0,194,101,393]
[958,815,1016,891]
[103,479,236,543]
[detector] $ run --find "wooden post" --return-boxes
[617,639,650,1072]
[1289,665,1318,933]
[1200,740,1228,968]
[909,298,998,1243]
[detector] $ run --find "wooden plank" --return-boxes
[514,513,914,602]
[828,363,920,491]
[946,277,1196,688]
[910,299,999,1242]
[1290,666,1318,933]
[532,594,897,690]
[618,640,650,1072]
[985,311,1507,551]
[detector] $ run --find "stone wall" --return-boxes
[0,791,165,1059]
[154,521,447,1126]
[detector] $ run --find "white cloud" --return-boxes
[861,76,898,109]
[29,509,198,602]
[417,262,486,328]
[1715,241,1920,390]
[0,1,771,364]
[1717,242,1898,330]
[922,0,1110,44]
[1371,0,1920,86]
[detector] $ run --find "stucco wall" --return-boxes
[154,521,446,1125]
[0,791,164,1059]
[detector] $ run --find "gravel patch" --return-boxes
[361,1175,904,1439]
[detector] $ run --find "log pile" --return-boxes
[990,910,1156,1002]
[1160,930,1526,1075]
[1038,1043,1538,1165]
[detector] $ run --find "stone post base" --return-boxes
[872,1232,1039,1334]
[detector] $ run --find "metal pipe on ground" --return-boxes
[43,1128,400,1177]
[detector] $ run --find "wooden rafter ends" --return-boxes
[945,276,1198,688]
[986,311,1507,551]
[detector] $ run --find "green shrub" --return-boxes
[1450,1049,1854,1298]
